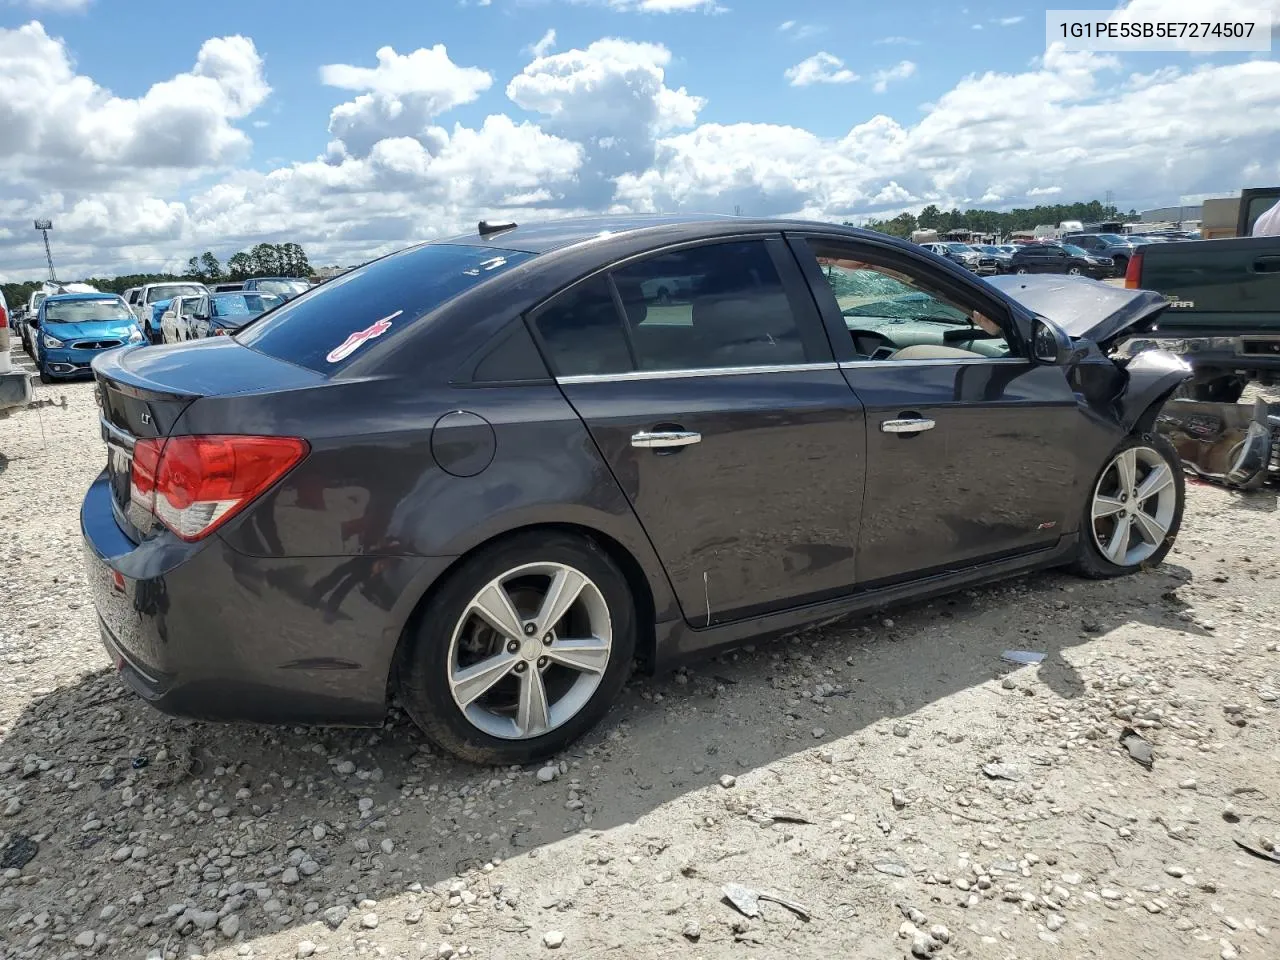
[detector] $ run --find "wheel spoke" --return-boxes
[1134,463,1173,503]
[1132,509,1169,547]
[1105,515,1132,563]
[534,568,586,636]
[451,652,518,708]
[1092,495,1125,520]
[1114,448,1138,497]
[544,637,611,675]
[470,581,525,641]
[516,666,551,737]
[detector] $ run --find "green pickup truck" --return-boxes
[1122,234,1280,402]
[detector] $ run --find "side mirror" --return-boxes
[193,312,209,321]
[29,316,40,328]
[1032,317,1073,364]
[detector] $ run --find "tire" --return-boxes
[38,363,54,385]
[396,531,636,765]
[1112,255,1128,275]
[1067,266,1083,276]
[1072,433,1185,579]
[1015,266,1030,275]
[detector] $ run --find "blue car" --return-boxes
[32,293,144,383]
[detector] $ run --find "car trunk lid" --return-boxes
[93,339,325,542]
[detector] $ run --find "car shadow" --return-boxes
[0,563,1204,955]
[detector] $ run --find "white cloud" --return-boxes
[5,27,1280,279]
[995,16,1024,26]
[320,45,492,158]
[604,0,723,11]
[778,19,824,40]
[872,60,916,93]
[0,21,268,190]
[785,52,858,87]
[875,36,920,45]
[527,28,557,58]
[8,0,94,10]
[507,38,703,202]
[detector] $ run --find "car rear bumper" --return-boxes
[80,470,449,726]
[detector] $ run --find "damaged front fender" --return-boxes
[1116,349,1193,433]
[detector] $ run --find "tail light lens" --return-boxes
[1124,252,1143,289]
[0,303,8,328]
[130,435,308,541]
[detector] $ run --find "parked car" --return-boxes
[158,296,208,344]
[1061,233,1142,274]
[974,244,1015,272]
[125,282,209,342]
[82,216,1191,765]
[31,293,143,383]
[242,277,311,300]
[1119,236,1280,402]
[187,291,284,338]
[212,282,246,293]
[0,289,33,418]
[921,242,998,275]
[1008,243,1114,278]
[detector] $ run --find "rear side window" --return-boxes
[530,276,632,377]
[236,244,534,373]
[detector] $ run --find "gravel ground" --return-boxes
[2,353,1279,960]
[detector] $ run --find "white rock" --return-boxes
[1046,914,1065,932]
[718,775,737,789]
[281,867,300,885]
[381,839,395,855]
[73,931,95,948]
[536,765,559,783]
[362,913,379,929]
[543,930,565,949]
[297,941,317,958]
[312,825,327,841]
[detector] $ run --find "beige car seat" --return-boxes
[891,343,988,360]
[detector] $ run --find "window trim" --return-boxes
[786,232,1029,362]
[525,232,834,380]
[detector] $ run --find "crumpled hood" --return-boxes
[986,274,1169,345]
[43,320,139,342]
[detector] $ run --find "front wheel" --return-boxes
[1072,434,1185,579]
[1067,266,1083,276]
[397,531,636,765]
[1015,266,1030,275]
[37,360,54,385]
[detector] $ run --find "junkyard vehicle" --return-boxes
[32,293,144,383]
[1010,243,1115,278]
[187,291,284,338]
[158,296,207,343]
[126,283,209,343]
[921,242,998,275]
[0,289,33,417]
[1122,236,1280,402]
[82,216,1191,765]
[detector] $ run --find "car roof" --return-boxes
[438,214,878,255]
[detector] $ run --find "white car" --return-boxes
[128,282,209,342]
[159,295,205,343]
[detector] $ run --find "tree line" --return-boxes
[854,200,1137,239]
[2,243,313,308]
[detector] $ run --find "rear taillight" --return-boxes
[1124,252,1143,289]
[0,303,8,328]
[130,435,308,541]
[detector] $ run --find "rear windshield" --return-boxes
[146,284,205,303]
[235,243,535,372]
[254,279,310,297]
[45,298,133,323]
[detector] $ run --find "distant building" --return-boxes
[1140,204,1203,223]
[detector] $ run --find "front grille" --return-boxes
[977,258,996,266]
[71,339,123,350]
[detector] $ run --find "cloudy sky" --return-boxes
[1,0,1277,279]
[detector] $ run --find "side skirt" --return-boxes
[651,534,1079,670]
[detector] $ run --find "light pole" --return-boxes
[33,219,56,283]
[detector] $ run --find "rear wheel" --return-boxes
[1015,266,1030,275]
[1072,434,1184,579]
[397,531,636,765]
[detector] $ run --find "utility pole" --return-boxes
[33,219,56,283]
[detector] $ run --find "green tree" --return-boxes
[282,242,311,278]
[226,252,253,279]
[184,256,201,278]
[250,243,280,275]
[917,205,941,229]
[199,251,223,281]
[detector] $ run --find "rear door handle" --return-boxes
[631,430,701,449]
[1253,256,1280,274]
[881,418,936,434]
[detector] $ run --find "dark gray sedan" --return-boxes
[82,216,1192,764]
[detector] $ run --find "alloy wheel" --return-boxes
[1067,266,1082,276]
[1016,266,1029,274]
[1091,446,1178,567]
[447,562,613,740]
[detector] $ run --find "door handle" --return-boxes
[631,430,701,449]
[881,418,936,434]
[1253,256,1280,274]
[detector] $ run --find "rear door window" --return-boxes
[236,244,534,373]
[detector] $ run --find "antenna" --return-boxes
[34,219,56,282]
[478,220,517,237]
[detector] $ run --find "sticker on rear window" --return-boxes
[326,310,402,363]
